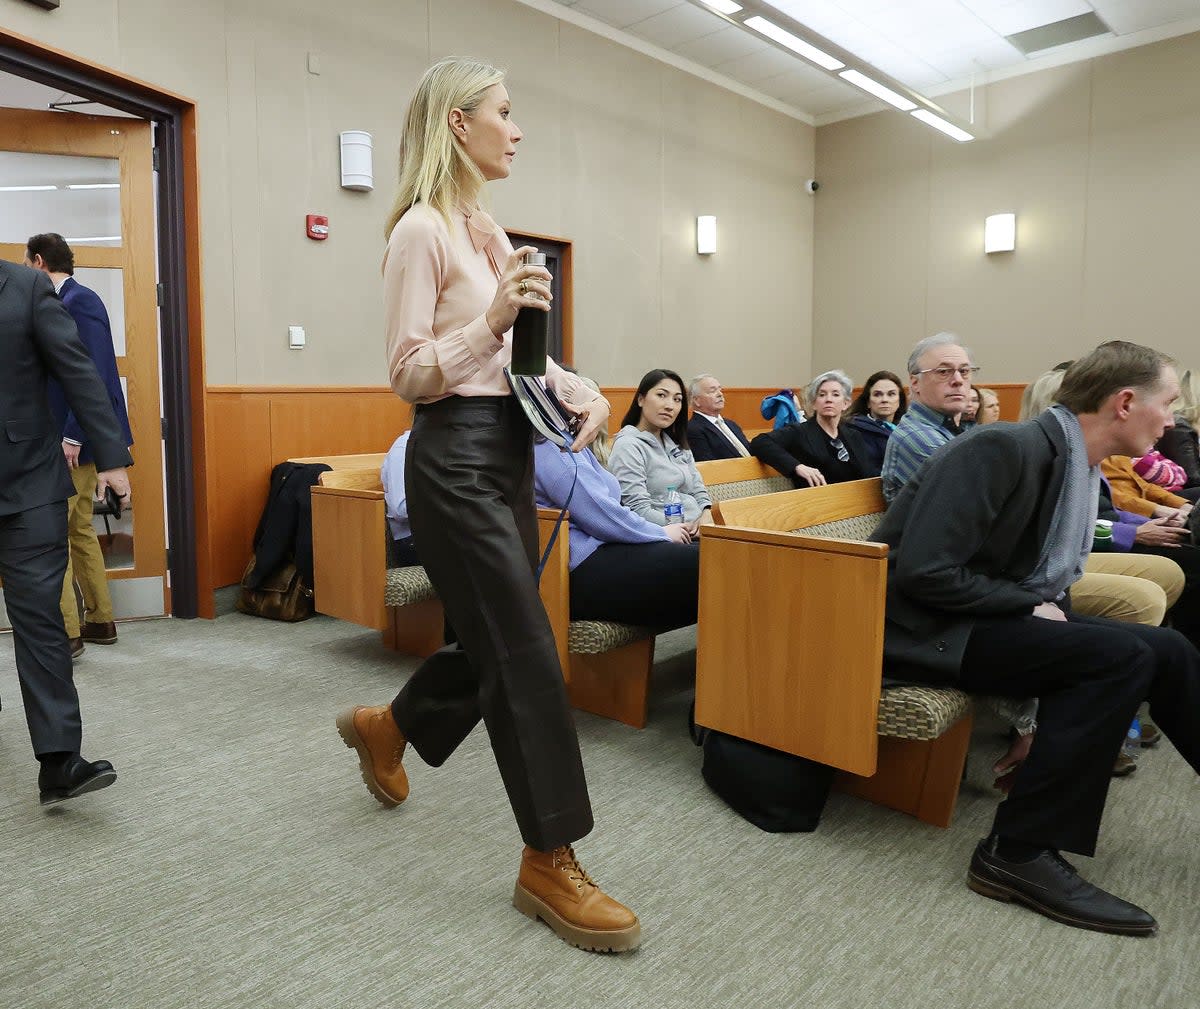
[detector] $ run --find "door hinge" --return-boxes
[156,282,164,307]
[152,146,161,172]
[160,417,168,439]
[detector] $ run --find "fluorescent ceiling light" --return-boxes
[0,184,57,191]
[698,0,742,13]
[911,109,974,142]
[838,70,917,112]
[67,183,120,190]
[743,16,844,71]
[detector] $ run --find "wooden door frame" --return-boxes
[0,26,211,617]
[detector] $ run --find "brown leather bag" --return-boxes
[235,556,314,622]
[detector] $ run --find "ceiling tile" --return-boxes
[1093,0,1200,35]
[959,0,1093,37]
[924,35,1025,77]
[624,3,726,48]
[673,25,768,65]
[572,0,680,29]
[713,46,801,83]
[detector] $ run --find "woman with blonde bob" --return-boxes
[336,58,639,953]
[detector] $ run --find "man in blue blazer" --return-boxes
[26,234,134,656]
[0,257,132,803]
[685,374,751,462]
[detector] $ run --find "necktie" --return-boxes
[716,417,750,457]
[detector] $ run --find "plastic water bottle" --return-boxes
[664,486,684,525]
[1123,717,1141,762]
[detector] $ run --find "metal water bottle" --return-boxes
[510,251,548,376]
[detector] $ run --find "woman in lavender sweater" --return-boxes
[533,438,699,631]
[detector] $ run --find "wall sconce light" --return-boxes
[339,130,374,191]
[696,215,717,255]
[984,213,1016,254]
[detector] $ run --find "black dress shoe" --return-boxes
[38,754,117,805]
[968,839,1157,936]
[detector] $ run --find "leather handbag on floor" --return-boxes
[235,556,314,622]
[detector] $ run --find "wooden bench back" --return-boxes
[317,468,384,493]
[712,477,885,537]
[290,452,388,471]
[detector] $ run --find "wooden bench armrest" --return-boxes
[695,525,886,776]
[311,484,387,629]
[713,477,885,530]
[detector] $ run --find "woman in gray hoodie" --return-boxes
[608,368,713,531]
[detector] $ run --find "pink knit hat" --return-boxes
[1133,452,1186,491]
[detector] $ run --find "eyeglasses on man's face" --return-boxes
[915,365,980,382]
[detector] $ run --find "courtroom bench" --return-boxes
[696,477,973,828]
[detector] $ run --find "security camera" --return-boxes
[805,179,820,194]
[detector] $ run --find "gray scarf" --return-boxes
[1020,406,1099,602]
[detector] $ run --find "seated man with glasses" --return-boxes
[881,332,979,503]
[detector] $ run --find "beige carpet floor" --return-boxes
[0,610,1197,1009]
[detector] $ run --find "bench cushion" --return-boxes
[709,475,792,502]
[877,685,971,740]
[568,620,654,654]
[793,513,883,541]
[384,566,437,607]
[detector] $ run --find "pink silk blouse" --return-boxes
[383,202,600,410]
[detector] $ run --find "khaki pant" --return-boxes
[1072,552,1187,627]
[59,463,114,638]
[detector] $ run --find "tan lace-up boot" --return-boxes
[513,845,641,952]
[335,705,409,807]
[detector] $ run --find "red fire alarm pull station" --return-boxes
[306,214,329,240]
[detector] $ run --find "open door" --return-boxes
[0,107,167,619]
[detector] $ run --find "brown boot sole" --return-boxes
[82,635,117,645]
[513,883,642,953]
[335,708,404,809]
[967,870,1157,937]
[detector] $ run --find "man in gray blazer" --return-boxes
[0,259,132,803]
[874,340,1200,937]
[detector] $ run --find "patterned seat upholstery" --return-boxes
[568,620,654,654]
[384,566,438,607]
[709,475,792,502]
[877,685,971,740]
[792,513,883,541]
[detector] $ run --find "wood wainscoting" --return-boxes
[199,381,1027,615]
[203,387,411,602]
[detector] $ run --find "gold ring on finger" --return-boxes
[519,280,528,294]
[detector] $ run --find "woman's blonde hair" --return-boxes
[385,57,506,237]
[1175,369,1200,428]
[1019,371,1065,420]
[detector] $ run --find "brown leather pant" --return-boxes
[391,395,593,851]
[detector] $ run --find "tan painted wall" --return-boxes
[813,32,1200,385]
[2,0,815,387]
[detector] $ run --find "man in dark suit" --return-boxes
[26,234,134,656]
[873,341,1200,936]
[0,258,132,804]
[686,374,751,461]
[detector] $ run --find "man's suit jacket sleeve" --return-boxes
[60,287,115,446]
[686,417,719,461]
[31,272,132,472]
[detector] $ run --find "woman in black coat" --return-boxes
[846,369,906,472]
[750,369,881,487]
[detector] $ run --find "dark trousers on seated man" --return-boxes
[917,611,1200,856]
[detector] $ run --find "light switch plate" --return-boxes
[288,325,305,349]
